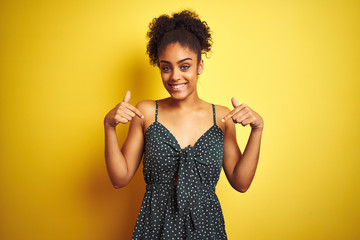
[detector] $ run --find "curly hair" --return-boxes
[146,9,213,66]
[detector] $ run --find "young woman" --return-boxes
[104,9,264,239]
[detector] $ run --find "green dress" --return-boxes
[132,100,228,239]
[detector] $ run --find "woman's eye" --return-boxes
[181,65,190,70]
[162,66,171,72]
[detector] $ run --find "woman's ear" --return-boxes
[198,59,204,75]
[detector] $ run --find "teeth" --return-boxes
[171,84,185,89]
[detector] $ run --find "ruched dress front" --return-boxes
[132,101,228,239]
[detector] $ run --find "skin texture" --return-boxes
[104,42,264,192]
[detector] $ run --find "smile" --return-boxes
[169,83,187,90]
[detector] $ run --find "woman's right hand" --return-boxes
[104,90,144,128]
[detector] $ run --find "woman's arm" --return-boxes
[103,91,145,189]
[221,98,264,193]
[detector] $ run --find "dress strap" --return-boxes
[155,100,158,122]
[212,104,216,125]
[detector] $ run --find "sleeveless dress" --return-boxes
[132,100,228,240]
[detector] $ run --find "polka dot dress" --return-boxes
[132,100,228,239]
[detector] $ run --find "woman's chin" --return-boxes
[168,91,188,100]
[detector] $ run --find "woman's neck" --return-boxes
[167,92,203,110]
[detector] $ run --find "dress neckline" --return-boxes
[149,121,222,150]
[144,100,224,150]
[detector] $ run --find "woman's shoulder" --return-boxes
[213,103,231,116]
[136,97,171,111]
[135,99,156,116]
[135,99,232,118]
[135,99,155,107]
[209,103,232,132]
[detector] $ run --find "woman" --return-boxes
[104,9,264,239]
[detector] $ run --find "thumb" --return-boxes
[231,97,240,108]
[123,90,131,103]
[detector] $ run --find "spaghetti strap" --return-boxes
[212,104,216,125]
[155,100,158,122]
[133,100,227,239]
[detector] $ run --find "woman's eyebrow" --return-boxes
[160,58,192,64]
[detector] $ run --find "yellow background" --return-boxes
[1,0,359,239]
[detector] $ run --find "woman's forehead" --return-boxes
[159,42,197,62]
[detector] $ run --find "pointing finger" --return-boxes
[221,108,237,122]
[123,108,136,118]
[126,103,144,119]
[222,98,247,122]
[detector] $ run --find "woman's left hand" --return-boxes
[222,97,264,130]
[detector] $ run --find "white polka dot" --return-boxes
[132,101,227,239]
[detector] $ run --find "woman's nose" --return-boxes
[171,68,181,81]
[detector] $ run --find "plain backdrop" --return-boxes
[0,0,359,239]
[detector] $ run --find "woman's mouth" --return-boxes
[169,83,187,90]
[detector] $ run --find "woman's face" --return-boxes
[158,42,204,100]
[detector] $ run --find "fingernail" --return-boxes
[141,115,144,119]
[221,119,225,122]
